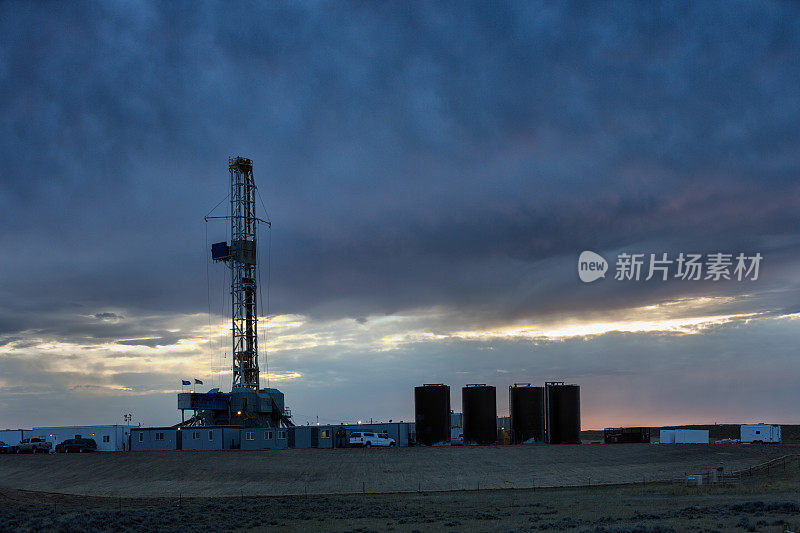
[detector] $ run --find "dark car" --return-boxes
[55,438,97,453]
[0,440,18,454]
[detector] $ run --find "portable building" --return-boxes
[131,427,180,451]
[0,429,29,446]
[740,424,781,444]
[659,429,708,444]
[181,427,225,450]
[675,429,708,443]
[36,425,131,452]
[243,427,288,449]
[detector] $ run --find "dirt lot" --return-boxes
[1,457,799,532]
[0,444,788,497]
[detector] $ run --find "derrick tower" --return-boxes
[178,156,292,428]
[226,156,262,390]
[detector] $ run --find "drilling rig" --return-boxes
[177,157,293,428]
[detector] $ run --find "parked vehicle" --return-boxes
[0,440,18,454]
[55,438,98,453]
[17,438,52,454]
[349,431,396,447]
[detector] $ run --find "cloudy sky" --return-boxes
[1,1,799,430]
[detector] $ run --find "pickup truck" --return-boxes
[18,437,52,454]
[349,431,396,448]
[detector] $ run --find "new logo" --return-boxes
[578,251,608,283]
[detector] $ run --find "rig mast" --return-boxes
[179,156,291,428]
[209,156,270,390]
[227,157,263,390]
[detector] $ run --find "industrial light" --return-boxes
[357,420,362,424]
[237,411,242,415]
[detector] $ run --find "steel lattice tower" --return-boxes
[228,156,262,390]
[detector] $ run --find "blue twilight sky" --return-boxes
[1,1,799,429]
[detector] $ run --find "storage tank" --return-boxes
[509,384,545,444]
[462,384,497,445]
[414,384,451,445]
[545,382,581,444]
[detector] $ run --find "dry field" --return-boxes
[1,444,798,531]
[1,456,799,532]
[0,443,789,497]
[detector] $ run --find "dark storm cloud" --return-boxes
[0,308,200,349]
[0,0,799,330]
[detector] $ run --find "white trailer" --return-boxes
[741,424,781,444]
[675,429,708,443]
[659,429,708,444]
[35,425,132,451]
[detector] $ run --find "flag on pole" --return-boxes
[182,380,191,386]
[194,379,203,385]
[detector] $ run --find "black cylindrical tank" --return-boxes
[545,382,581,444]
[414,384,451,445]
[462,384,497,445]
[509,384,545,444]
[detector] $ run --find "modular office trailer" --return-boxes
[242,427,289,450]
[131,426,243,451]
[37,425,132,451]
[130,422,414,451]
[1,425,132,451]
[659,429,709,444]
[131,427,181,451]
[0,429,26,446]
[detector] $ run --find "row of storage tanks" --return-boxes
[415,382,581,446]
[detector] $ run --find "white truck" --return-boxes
[349,431,396,448]
[18,437,52,454]
[741,424,781,444]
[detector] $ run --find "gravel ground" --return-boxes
[1,446,797,531]
[2,469,800,532]
[0,444,787,497]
